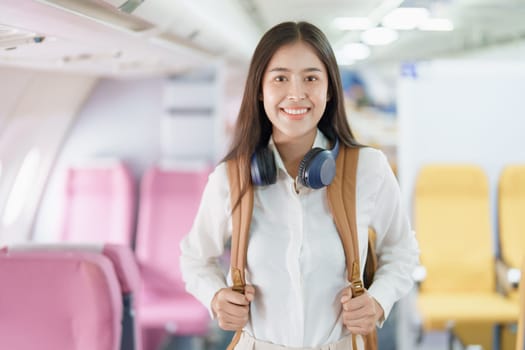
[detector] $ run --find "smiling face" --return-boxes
[261,41,330,145]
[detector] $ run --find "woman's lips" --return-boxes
[280,107,310,120]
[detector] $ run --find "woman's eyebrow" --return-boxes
[268,67,290,73]
[268,67,323,73]
[303,67,323,73]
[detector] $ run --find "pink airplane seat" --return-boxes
[0,243,142,350]
[135,166,211,341]
[61,160,136,245]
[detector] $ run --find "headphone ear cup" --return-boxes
[251,148,277,186]
[297,148,324,188]
[298,138,340,189]
[298,147,338,189]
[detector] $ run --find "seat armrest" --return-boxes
[496,258,521,294]
[102,244,142,295]
[138,260,181,294]
[412,265,427,287]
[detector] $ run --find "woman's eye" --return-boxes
[305,76,318,82]
[274,76,287,82]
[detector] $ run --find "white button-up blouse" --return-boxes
[180,130,419,348]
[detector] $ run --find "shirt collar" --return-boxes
[267,129,331,177]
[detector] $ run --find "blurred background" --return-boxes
[1,1,525,350]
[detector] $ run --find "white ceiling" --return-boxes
[249,0,525,63]
[0,0,524,76]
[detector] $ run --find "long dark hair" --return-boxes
[223,21,361,203]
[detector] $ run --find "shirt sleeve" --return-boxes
[179,163,232,318]
[366,151,420,326]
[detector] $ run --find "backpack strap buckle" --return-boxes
[231,267,245,294]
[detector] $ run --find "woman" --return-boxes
[180,21,419,349]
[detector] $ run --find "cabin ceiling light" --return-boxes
[335,50,356,66]
[382,7,429,30]
[418,18,454,31]
[338,43,371,61]
[333,17,373,31]
[336,57,356,66]
[361,27,398,46]
[37,0,154,32]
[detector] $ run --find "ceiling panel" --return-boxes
[1,0,524,75]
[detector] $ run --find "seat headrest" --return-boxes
[416,165,488,195]
[500,165,525,196]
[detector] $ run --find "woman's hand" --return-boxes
[211,285,255,331]
[340,286,384,335]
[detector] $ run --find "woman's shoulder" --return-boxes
[357,146,388,167]
[208,161,229,185]
[354,146,390,180]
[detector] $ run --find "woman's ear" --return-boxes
[259,92,263,101]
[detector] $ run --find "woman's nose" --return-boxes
[287,94,306,101]
[287,79,306,101]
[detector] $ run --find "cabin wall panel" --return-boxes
[0,68,96,244]
[397,60,525,239]
[33,65,239,242]
[32,77,163,242]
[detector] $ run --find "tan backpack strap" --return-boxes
[226,159,254,350]
[227,331,242,350]
[327,146,364,350]
[226,159,254,294]
[327,146,363,294]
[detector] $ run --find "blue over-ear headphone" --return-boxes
[250,138,340,189]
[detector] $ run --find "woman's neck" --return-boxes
[273,130,317,179]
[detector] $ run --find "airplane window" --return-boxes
[2,148,41,227]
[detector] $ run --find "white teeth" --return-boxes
[283,108,308,115]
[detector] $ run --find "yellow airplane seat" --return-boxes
[499,165,525,300]
[497,165,525,349]
[414,165,518,348]
[517,259,525,350]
